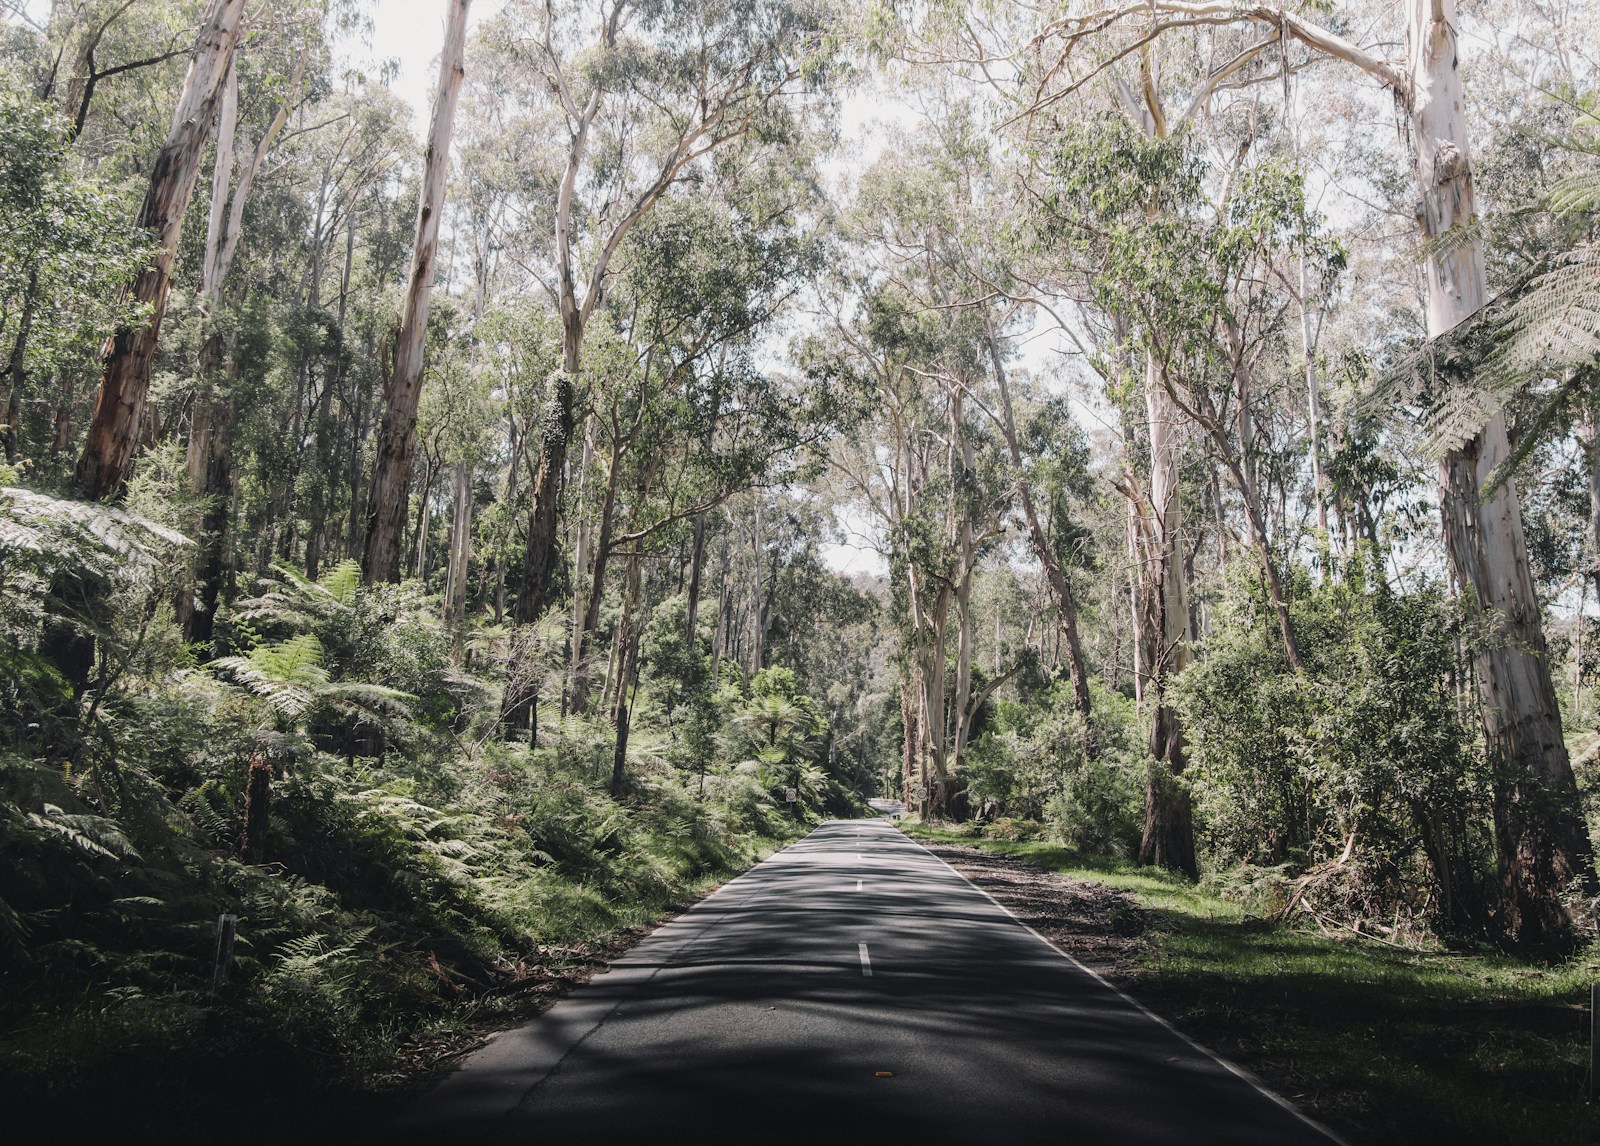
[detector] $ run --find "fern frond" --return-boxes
[25,806,143,861]
[318,559,362,604]
[0,487,190,577]
[1478,245,1600,395]
[1548,171,1600,217]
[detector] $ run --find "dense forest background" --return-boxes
[5,0,1600,1138]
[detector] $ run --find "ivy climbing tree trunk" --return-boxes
[362,0,470,584]
[74,0,246,501]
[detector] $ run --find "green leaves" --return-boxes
[0,83,152,461]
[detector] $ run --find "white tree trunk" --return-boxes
[75,0,247,500]
[362,0,470,584]
[1410,0,1595,951]
[1137,354,1196,877]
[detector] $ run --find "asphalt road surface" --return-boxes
[399,819,1343,1145]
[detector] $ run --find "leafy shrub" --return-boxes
[1175,557,1493,935]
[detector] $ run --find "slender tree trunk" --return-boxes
[984,320,1092,717]
[563,413,600,708]
[1137,356,1197,879]
[443,461,473,625]
[1585,414,1600,602]
[306,212,355,580]
[900,673,920,812]
[346,331,382,559]
[1,270,38,463]
[1410,0,1595,954]
[608,556,641,797]
[74,0,246,501]
[684,511,709,644]
[361,0,470,583]
[493,412,520,623]
[413,451,438,581]
[570,440,620,713]
[710,533,730,681]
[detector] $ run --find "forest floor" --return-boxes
[906,824,1600,1146]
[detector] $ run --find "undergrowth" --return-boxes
[0,529,833,1143]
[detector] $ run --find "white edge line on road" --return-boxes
[858,942,873,977]
[906,831,1352,1146]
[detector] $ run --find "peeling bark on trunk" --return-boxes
[1409,0,1595,954]
[361,0,470,584]
[74,0,246,501]
[443,461,473,627]
[1136,357,1197,879]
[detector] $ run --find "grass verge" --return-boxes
[903,822,1599,1146]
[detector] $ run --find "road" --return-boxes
[399,819,1343,1145]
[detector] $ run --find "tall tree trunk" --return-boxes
[187,402,234,647]
[900,673,921,812]
[346,331,382,559]
[1,269,39,463]
[361,0,470,583]
[74,0,246,501]
[684,511,708,644]
[306,211,356,580]
[562,413,600,710]
[983,319,1093,718]
[1410,0,1595,954]
[493,411,520,623]
[608,555,642,797]
[1585,413,1600,602]
[570,441,621,713]
[443,461,473,625]
[1137,356,1197,878]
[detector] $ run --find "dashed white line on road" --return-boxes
[858,942,872,977]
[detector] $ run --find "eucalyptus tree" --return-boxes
[73,0,246,501]
[177,27,314,641]
[482,0,841,635]
[846,106,1100,722]
[360,0,470,585]
[818,261,1011,816]
[0,84,148,469]
[565,187,825,699]
[888,0,1597,943]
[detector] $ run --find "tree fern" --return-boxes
[318,559,362,605]
[0,486,189,579]
[24,804,143,862]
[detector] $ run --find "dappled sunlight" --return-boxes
[402,822,1333,1145]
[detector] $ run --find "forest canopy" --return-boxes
[4,0,1600,1134]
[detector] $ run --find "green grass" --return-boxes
[904,823,1600,1146]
